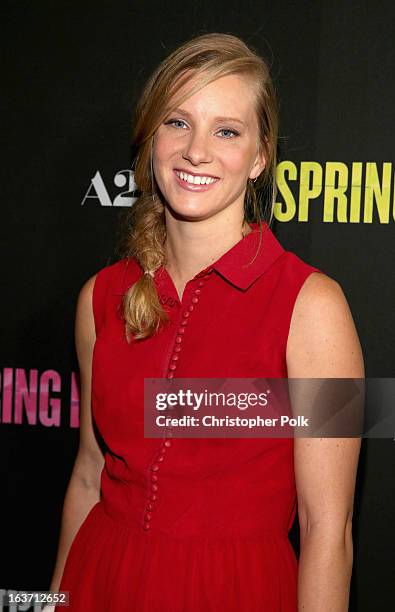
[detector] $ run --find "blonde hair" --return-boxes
[119,32,278,341]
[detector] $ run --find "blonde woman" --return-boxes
[50,33,363,611]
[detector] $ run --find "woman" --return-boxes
[50,33,363,611]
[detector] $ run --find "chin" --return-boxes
[163,194,210,216]
[168,208,212,222]
[166,202,217,222]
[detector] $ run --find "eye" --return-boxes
[164,118,188,129]
[163,119,240,139]
[217,128,239,139]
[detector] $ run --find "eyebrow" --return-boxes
[169,107,246,127]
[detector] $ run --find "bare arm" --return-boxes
[286,273,364,611]
[49,274,105,592]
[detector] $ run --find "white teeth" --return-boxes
[177,171,216,185]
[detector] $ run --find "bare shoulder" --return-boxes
[77,274,98,319]
[286,272,364,378]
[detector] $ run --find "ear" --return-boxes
[249,147,266,181]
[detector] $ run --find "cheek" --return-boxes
[221,145,253,177]
[152,137,167,167]
[153,130,180,165]
[152,136,178,194]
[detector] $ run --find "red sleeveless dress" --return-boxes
[56,222,323,611]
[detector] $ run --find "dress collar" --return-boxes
[134,221,286,295]
[207,221,285,290]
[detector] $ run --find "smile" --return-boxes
[175,170,219,185]
[173,170,220,192]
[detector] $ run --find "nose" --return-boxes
[182,129,213,166]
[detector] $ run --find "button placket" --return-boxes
[164,273,212,380]
[142,438,171,531]
[141,271,213,533]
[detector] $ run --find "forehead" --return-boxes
[168,72,257,118]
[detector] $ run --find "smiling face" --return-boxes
[152,72,266,224]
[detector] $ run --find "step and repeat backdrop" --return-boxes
[2,1,394,610]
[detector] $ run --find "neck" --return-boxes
[163,214,252,287]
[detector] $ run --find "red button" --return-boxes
[143,523,150,531]
[183,311,190,318]
[151,464,160,472]
[146,503,154,511]
[164,440,172,448]
[169,363,177,370]
[156,454,164,462]
[191,297,199,304]
[144,513,152,522]
[178,327,186,334]
[198,281,204,287]
[181,318,188,325]
[167,372,175,378]
[150,493,158,501]
[171,354,179,361]
[173,345,181,352]
[151,474,158,482]
[175,336,182,343]
[194,289,201,295]
[188,305,194,312]
[151,484,158,492]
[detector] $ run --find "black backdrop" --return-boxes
[2,1,394,610]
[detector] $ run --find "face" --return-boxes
[152,72,266,223]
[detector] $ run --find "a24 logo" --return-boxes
[81,170,137,207]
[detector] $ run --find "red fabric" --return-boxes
[56,222,323,611]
